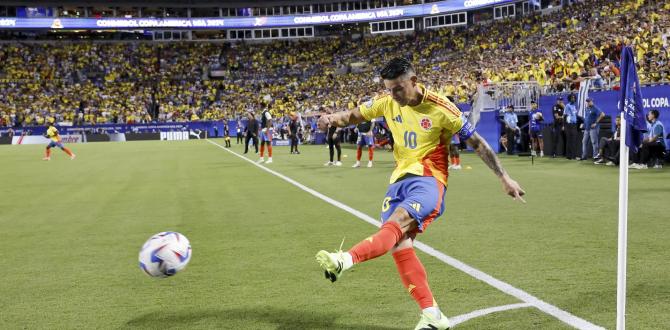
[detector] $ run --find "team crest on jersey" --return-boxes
[420,117,433,131]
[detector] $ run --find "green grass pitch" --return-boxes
[1,140,668,329]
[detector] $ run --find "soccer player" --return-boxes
[448,99,464,170]
[352,120,375,168]
[258,107,274,164]
[223,121,231,148]
[448,133,461,170]
[315,58,525,330]
[42,122,75,161]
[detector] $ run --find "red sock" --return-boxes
[356,147,362,161]
[368,147,374,161]
[260,144,265,157]
[268,144,272,157]
[450,156,454,165]
[45,148,51,157]
[455,156,460,166]
[348,222,403,264]
[393,248,435,309]
[62,147,73,156]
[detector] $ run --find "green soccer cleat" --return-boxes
[414,311,450,330]
[315,250,346,283]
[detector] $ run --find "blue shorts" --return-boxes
[47,141,64,148]
[381,176,446,233]
[530,130,542,139]
[357,135,374,147]
[260,129,273,142]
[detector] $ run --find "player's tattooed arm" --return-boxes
[318,109,365,130]
[466,132,526,202]
[466,132,505,177]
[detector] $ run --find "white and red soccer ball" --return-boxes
[138,232,192,278]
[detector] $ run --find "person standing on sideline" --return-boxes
[325,120,343,166]
[243,112,259,154]
[551,98,565,158]
[563,94,579,160]
[236,119,243,144]
[529,101,544,157]
[502,105,519,155]
[288,111,301,154]
[580,98,605,160]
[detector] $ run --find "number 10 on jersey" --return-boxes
[403,131,417,149]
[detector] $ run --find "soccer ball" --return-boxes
[138,232,192,278]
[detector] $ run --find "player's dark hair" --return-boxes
[380,57,414,80]
[650,109,659,119]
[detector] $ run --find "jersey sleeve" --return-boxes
[457,118,476,141]
[359,95,388,121]
[439,100,475,141]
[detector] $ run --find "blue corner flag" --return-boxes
[619,46,647,153]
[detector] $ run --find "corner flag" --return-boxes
[619,47,647,152]
[616,46,647,330]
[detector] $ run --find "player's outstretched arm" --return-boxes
[318,108,365,131]
[465,132,526,203]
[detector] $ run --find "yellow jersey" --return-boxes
[359,85,469,186]
[46,126,61,142]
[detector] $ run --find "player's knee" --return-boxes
[386,207,416,233]
[391,236,414,253]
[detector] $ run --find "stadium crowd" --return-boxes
[0,0,669,128]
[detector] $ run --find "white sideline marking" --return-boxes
[450,303,532,327]
[206,140,605,330]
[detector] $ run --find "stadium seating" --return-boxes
[0,0,668,127]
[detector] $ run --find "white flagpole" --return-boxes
[616,111,629,330]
